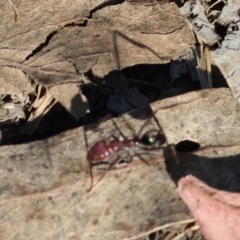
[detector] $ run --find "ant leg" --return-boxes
[137,109,164,139]
[111,117,151,165]
[83,126,93,192]
[88,152,149,192]
[94,149,152,188]
[134,153,149,165]
[136,108,161,139]
[83,125,90,149]
[111,107,163,142]
[151,111,168,145]
[110,118,127,140]
[89,155,121,192]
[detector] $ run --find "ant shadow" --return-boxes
[164,145,240,193]
[112,30,164,71]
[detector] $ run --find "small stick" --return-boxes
[8,0,19,22]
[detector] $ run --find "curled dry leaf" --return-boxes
[180,0,219,46]
[24,84,56,135]
[0,69,30,123]
[49,83,89,120]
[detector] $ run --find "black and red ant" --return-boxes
[86,110,166,192]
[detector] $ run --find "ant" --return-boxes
[86,112,166,192]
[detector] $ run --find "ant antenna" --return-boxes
[89,156,121,191]
[87,162,94,192]
[137,108,165,140]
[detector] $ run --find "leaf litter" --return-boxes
[0,0,239,239]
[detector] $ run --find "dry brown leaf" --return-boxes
[0,1,100,61]
[0,0,192,131]
[180,0,219,46]
[0,88,239,239]
[49,83,89,120]
[0,0,195,120]
[22,1,194,81]
[0,68,30,123]
[0,102,24,123]
[0,0,103,120]
[24,84,57,135]
[0,67,31,102]
[212,34,240,102]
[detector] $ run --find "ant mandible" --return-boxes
[86,113,166,192]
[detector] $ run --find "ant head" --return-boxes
[140,130,166,148]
